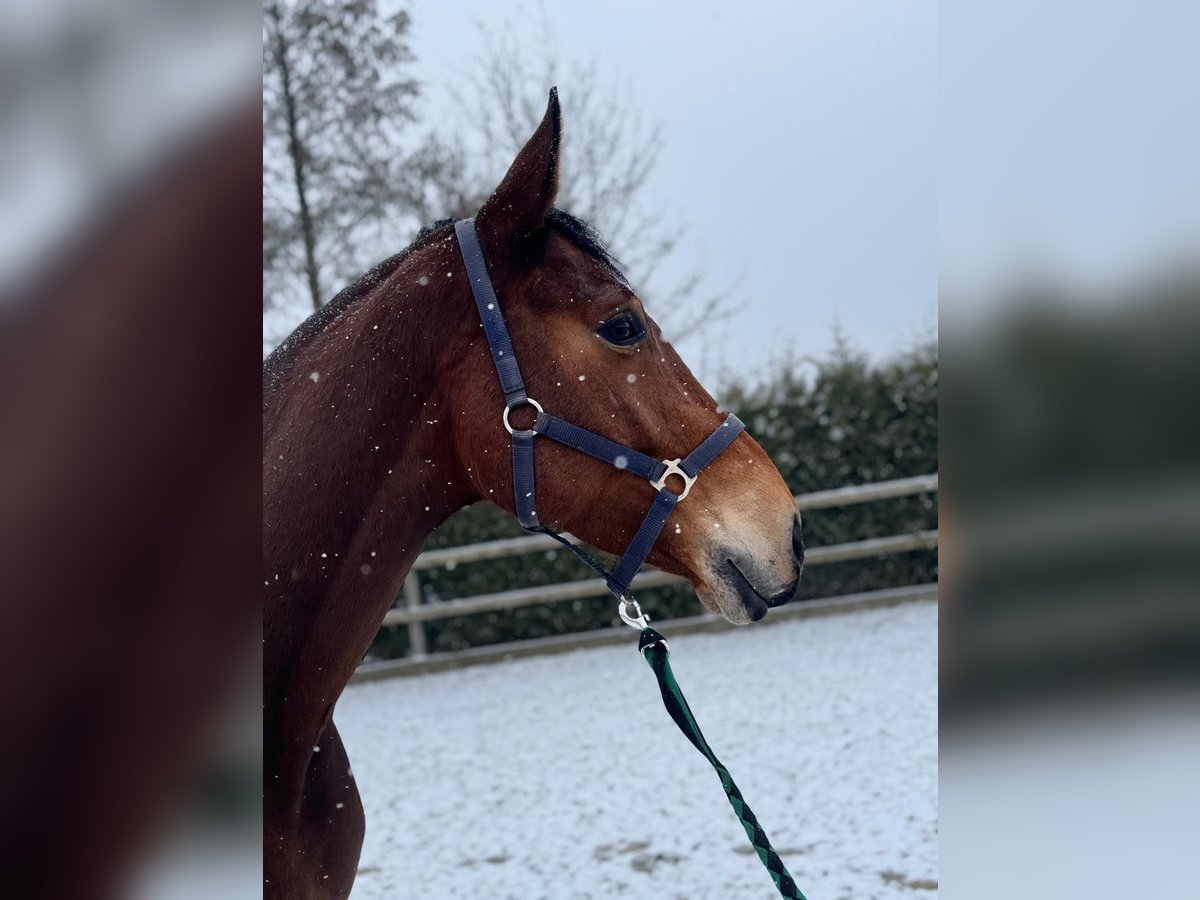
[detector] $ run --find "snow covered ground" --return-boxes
[338,601,938,899]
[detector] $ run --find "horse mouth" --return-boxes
[717,557,800,623]
[720,559,770,621]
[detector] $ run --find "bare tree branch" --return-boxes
[425,17,738,340]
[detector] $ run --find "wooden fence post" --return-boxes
[404,572,427,657]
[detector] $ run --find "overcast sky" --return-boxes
[407,0,937,381]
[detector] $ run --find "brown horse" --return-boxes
[263,90,803,899]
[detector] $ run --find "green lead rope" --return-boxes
[638,627,807,900]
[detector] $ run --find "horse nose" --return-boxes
[792,515,805,570]
[764,517,804,611]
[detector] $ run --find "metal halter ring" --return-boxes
[502,397,544,435]
[651,458,697,500]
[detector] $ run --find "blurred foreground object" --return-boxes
[942,275,1200,900]
[0,105,261,898]
[943,273,1200,713]
[0,0,254,296]
[941,2,1200,895]
[0,2,260,896]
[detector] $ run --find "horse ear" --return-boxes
[476,88,561,251]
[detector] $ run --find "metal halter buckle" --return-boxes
[502,397,544,435]
[651,458,696,500]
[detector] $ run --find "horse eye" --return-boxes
[597,312,646,347]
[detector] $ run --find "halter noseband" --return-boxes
[454,218,744,627]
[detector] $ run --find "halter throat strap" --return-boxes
[453,217,743,602]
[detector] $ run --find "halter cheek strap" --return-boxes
[453,218,744,605]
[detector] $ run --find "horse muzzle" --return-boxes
[707,515,804,624]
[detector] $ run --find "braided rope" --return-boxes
[638,628,807,899]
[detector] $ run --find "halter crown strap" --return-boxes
[455,219,528,408]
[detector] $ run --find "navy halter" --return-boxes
[454,218,745,620]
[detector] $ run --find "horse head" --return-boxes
[446,91,803,624]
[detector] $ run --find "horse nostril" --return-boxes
[792,516,805,568]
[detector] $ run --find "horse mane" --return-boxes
[263,210,625,393]
[263,218,456,393]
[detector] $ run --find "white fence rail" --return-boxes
[387,474,938,661]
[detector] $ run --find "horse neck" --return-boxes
[263,244,478,723]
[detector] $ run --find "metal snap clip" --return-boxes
[618,597,650,631]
